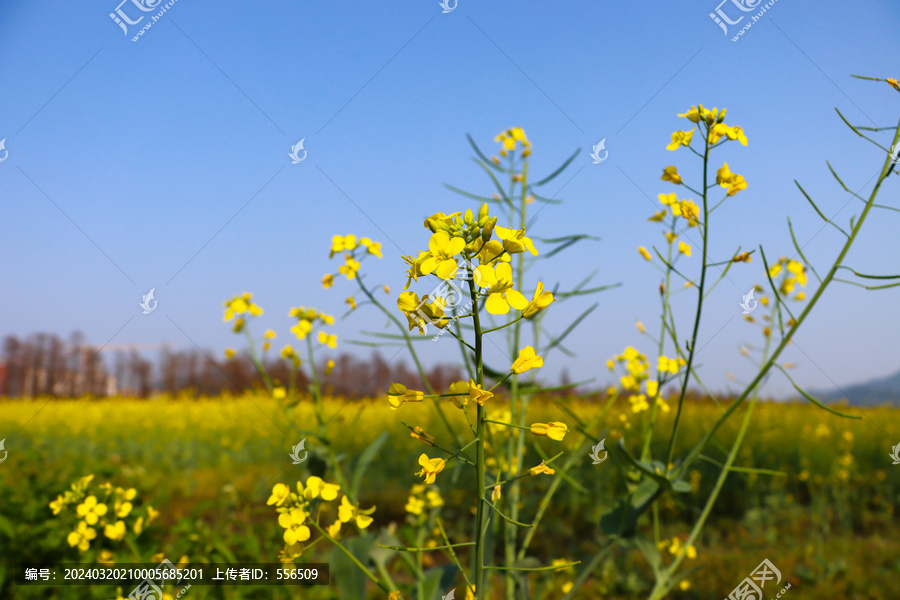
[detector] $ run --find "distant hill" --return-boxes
[812,370,900,408]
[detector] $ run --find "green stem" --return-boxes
[665,125,711,466]
[468,275,486,599]
[310,521,389,593]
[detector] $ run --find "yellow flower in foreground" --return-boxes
[346,296,356,310]
[888,78,900,92]
[420,231,465,279]
[67,521,97,552]
[338,495,375,529]
[511,346,543,374]
[638,246,652,261]
[104,520,126,541]
[76,496,108,525]
[223,293,263,321]
[521,282,555,318]
[449,379,493,407]
[318,331,337,348]
[716,162,747,196]
[494,226,538,256]
[658,355,684,374]
[359,237,383,258]
[678,241,692,256]
[661,166,682,184]
[338,255,361,280]
[322,274,334,289]
[388,383,425,410]
[330,234,357,257]
[267,483,290,506]
[397,292,448,334]
[416,454,446,484]
[476,262,527,315]
[732,252,752,263]
[530,422,568,441]
[410,426,435,446]
[303,476,341,501]
[529,462,556,476]
[326,520,341,538]
[666,129,694,150]
[402,251,431,289]
[278,508,311,545]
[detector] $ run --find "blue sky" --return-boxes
[1,0,898,398]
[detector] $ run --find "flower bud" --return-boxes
[478,203,489,220]
[482,217,496,242]
[464,209,474,225]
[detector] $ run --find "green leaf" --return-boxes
[629,535,663,576]
[350,432,390,500]
[466,133,503,172]
[599,478,662,538]
[423,565,459,600]
[333,534,374,600]
[534,148,580,186]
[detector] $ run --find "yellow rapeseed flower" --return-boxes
[420,232,465,279]
[529,462,556,476]
[303,476,341,501]
[666,130,694,150]
[475,262,528,315]
[67,521,97,552]
[279,508,311,545]
[530,422,568,441]
[330,234,357,258]
[661,166,682,184]
[397,292,448,334]
[338,255,361,280]
[223,293,263,321]
[224,348,236,360]
[511,346,543,374]
[521,282,555,319]
[104,520,126,541]
[76,496,108,525]
[716,162,747,196]
[322,274,334,289]
[494,226,538,256]
[318,331,337,348]
[338,495,375,529]
[267,483,290,506]
[388,383,425,410]
[416,454,445,484]
[678,241,692,256]
[638,246,652,261]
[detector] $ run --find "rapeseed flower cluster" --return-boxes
[49,475,158,553]
[267,476,373,549]
[223,292,263,332]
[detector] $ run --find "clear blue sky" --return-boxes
[1,0,898,398]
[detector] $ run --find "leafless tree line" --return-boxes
[0,332,463,399]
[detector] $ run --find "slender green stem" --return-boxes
[468,274,487,599]
[665,124,711,466]
[310,521,389,593]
